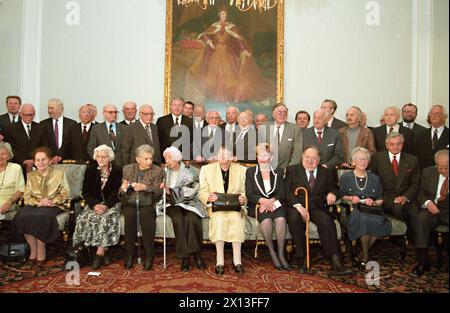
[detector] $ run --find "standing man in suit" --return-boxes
[303,109,344,170]
[285,146,351,275]
[121,104,161,165]
[372,106,414,155]
[40,98,77,163]
[87,104,125,167]
[321,99,347,130]
[259,103,303,169]
[415,105,449,169]
[120,101,138,125]
[4,103,46,174]
[71,104,95,162]
[0,95,22,140]
[193,111,224,163]
[193,104,208,130]
[370,132,420,226]
[223,106,239,148]
[401,103,427,138]
[157,96,193,162]
[254,113,268,131]
[412,149,448,275]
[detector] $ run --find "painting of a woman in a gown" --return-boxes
[184,9,275,104]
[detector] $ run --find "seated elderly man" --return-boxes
[370,132,420,228]
[412,149,449,276]
[285,146,351,275]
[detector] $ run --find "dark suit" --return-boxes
[414,127,449,169]
[370,151,420,223]
[245,166,286,218]
[0,113,20,137]
[402,122,427,140]
[4,121,47,169]
[193,125,225,161]
[303,126,344,169]
[329,117,347,130]
[413,166,448,249]
[372,125,414,155]
[40,116,77,160]
[71,123,93,162]
[119,163,163,258]
[86,122,125,167]
[285,164,341,259]
[121,121,161,165]
[156,114,193,161]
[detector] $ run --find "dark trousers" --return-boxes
[286,206,340,259]
[385,202,419,241]
[123,205,156,257]
[166,205,202,258]
[413,209,449,249]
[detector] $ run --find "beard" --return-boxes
[403,117,415,123]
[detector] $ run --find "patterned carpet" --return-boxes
[0,238,448,293]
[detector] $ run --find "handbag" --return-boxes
[212,193,241,212]
[357,203,384,216]
[65,241,94,268]
[0,242,29,262]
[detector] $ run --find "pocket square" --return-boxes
[288,138,293,141]
[327,143,335,146]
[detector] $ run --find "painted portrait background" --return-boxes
[165,0,283,118]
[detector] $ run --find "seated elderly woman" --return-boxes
[156,146,207,272]
[0,142,25,221]
[245,143,290,271]
[120,144,163,270]
[198,145,247,275]
[339,147,391,269]
[72,144,123,270]
[12,146,69,264]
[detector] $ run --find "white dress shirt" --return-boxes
[424,174,448,208]
[431,125,445,140]
[386,124,400,134]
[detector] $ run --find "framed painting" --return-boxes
[164,0,284,118]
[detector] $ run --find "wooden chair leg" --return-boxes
[436,232,444,268]
[400,235,408,261]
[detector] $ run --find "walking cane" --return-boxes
[162,166,168,269]
[295,187,310,273]
[136,180,142,265]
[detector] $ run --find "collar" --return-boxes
[388,151,401,162]
[254,165,277,197]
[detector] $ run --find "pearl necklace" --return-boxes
[353,170,368,191]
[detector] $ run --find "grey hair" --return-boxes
[163,146,182,162]
[227,106,240,114]
[171,96,185,104]
[206,111,220,120]
[93,144,115,161]
[351,147,371,161]
[48,98,64,109]
[0,141,14,160]
[384,106,400,116]
[435,149,449,163]
[385,131,404,144]
[135,144,154,158]
[348,106,362,119]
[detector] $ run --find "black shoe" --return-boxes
[215,265,225,275]
[181,257,190,272]
[330,255,352,275]
[104,251,112,266]
[297,259,307,274]
[193,253,207,270]
[124,255,133,269]
[233,263,244,274]
[92,254,104,270]
[144,254,153,271]
[413,263,430,276]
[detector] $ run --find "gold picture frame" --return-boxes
[163,0,284,116]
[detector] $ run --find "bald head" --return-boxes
[20,103,36,124]
[123,101,137,122]
[103,104,119,123]
[313,109,327,130]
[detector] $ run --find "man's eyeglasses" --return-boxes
[140,112,154,116]
[436,165,449,170]
[104,111,119,114]
[21,113,35,117]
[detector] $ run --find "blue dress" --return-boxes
[339,171,392,240]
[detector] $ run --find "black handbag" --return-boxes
[212,193,241,212]
[357,203,384,216]
[0,242,29,262]
[65,241,94,268]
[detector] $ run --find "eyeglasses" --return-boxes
[140,112,154,116]
[436,165,449,170]
[21,113,35,117]
[104,111,118,114]
[353,157,369,161]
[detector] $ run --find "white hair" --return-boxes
[163,146,183,162]
[93,144,115,162]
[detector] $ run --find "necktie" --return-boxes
[54,119,59,149]
[439,177,449,201]
[82,125,88,144]
[109,124,116,150]
[209,128,215,153]
[317,131,322,144]
[389,126,394,134]
[145,124,153,144]
[308,170,316,189]
[408,123,413,129]
[432,129,439,150]
[209,128,214,139]
[392,155,399,176]
[275,126,280,144]
[12,115,16,123]
[26,124,31,139]
[175,116,179,126]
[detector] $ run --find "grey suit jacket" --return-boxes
[259,121,303,169]
[87,122,125,167]
[303,126,344,169]
[121,121,161,165]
